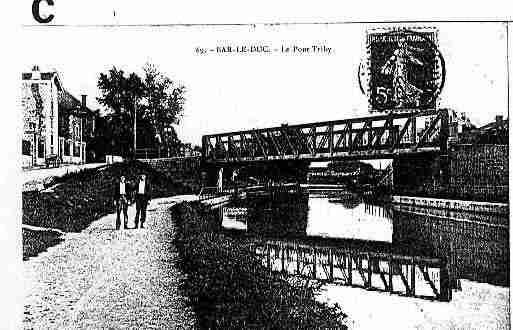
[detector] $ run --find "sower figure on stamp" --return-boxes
[134,174,152,229]
[114,175,130,230]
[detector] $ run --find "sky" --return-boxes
[19,22,511,146]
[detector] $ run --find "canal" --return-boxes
[218,189,509,288]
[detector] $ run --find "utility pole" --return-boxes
[80,117,83,164]
[133,99,137,159]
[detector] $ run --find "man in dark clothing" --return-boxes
[134,174,152,229]
[114,175,130,230]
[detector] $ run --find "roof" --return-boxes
[58,89,96,117]
[58,89,80,112]
[479,119,508,132]
[22,68,97,117]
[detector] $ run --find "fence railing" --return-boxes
[394,183,509,204]
[136,147,201,159]
[198,186,232,201]
[135,148,160,159]
[198,183,307,202]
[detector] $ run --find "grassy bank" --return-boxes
[22,228,64,261]
[22,160,189,259]
[172,202,347,329]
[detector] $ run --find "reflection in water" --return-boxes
[306,198,393,242]
[328,195,361,209]
[245,193,309,239]
[393,205,509,286]
[220,192,509,287]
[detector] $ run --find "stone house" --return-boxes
[22,66,98,167]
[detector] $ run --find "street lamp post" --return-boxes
[156,133,161,158]
[133,99,137,159]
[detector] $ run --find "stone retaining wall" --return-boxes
[393,144,508,202]
[448,144,508,202]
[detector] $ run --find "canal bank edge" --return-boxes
[170,200,349,329]
[392,196,508,215]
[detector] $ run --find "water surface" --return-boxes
[219,191,509,286]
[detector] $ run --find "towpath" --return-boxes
[24,195,199,329]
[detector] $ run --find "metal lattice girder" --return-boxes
[268,131,283,156]
[390,117,413,151]
[252,130,267,158]
[414,111,442,151]
[334,123,350,150]
[203,109,448,163]
[317,127,329,150]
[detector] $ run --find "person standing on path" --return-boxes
[114,175,130,230]
[134,174,152,229]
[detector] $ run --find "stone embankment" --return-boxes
[392,195,509,215]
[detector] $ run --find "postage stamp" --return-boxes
[361,27,444,112]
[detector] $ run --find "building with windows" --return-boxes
[22,66,98,168]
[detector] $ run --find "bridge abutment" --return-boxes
[393,153,443,196]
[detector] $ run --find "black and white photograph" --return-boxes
[4,3,512,329]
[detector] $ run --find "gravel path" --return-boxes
[24,196,198,329]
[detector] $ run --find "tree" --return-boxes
[141,63,186,155]
[96,64,186,158]
[97,67,145,117]
[97,67,149,157]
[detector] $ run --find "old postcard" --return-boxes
[4,2,512,329]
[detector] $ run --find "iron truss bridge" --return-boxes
[202,109,450,163]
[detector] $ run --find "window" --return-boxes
[38,140,45,158]
[74,143,80,157]
[64,140,71,156]
[22,140,31,156]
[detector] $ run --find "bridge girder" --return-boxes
[203,109,450,164]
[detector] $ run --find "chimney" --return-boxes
[496,115,504,126]
[32,65,41,80]
[81,95,87,108]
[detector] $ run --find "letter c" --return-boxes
[32,0,55,24]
